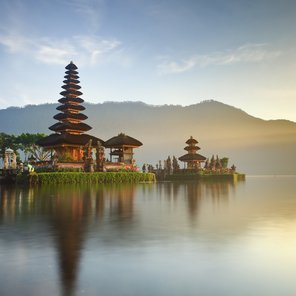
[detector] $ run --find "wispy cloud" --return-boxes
[0,33,29,53]
[158,44,282,75]
[0,32,123,66]
[74,36,121,65]
[64,0,103,31]
[36,39,77,65]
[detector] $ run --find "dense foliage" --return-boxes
[0,132,48,161]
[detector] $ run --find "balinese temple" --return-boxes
[104,133,142,168]
[37,62,103,163]
[179,136,206,169]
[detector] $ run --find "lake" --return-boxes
[0,176,296,296]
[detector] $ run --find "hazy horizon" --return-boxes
[1,100,295,175]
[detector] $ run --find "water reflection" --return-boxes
[4,177,296,296]
[0,183,136,296]
[1,180,238,295]
[157,178,238,219]
[47,187,89,296]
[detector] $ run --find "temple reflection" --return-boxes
[160,178,244,219]
[0,179,241,295]
[1,177,296,296]
[0,184,136,296]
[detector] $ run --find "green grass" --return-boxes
[17,171,156,185]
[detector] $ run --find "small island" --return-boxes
[143,136,244,182]
[0,62,244,185]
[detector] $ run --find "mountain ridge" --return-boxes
[0,100,295,174]
[1,99,294,120]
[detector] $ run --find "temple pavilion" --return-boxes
[104,133,142,166]
[179,136,206,169]
[37,62,103,162]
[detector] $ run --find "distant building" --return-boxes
[179,136,206,169]
[37,62,103,162]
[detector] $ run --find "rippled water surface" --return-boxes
[1,176,296,296]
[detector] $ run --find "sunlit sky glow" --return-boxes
[0,0,295,121]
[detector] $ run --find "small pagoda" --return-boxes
[104,133,142,168]
[179,136,206,169]
[37,62,103,163]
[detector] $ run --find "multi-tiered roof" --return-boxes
[179,136,206,168]
[37,62,102,149]
[49,62,91,135]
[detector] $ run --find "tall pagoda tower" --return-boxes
[178,136,206,169]
[37,62,103,162]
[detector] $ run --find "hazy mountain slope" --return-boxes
[0,100,295,174]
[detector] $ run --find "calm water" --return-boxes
[0,176,296,296]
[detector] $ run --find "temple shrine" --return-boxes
[104,133,142,169]
[37,61,142,171]
[179,136,206,169]
[37,62,103,163]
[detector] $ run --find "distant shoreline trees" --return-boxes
[0,132,48,162]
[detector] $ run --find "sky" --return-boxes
[0,0,295,121]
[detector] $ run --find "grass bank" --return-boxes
[17,172,156,185]
[166,173,245,182]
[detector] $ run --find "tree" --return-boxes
[216,155,222,170]
[142,164,146,173]
[221,157,229,169]
[147,164,154,172]
[172,156,180,171]
[16,133,46,161]
[209,155,216,170]
[166,156,172,173]
[28,144,51,162]
[231,164,236,172]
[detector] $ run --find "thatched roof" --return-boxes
[37,133,104,147]
[53,112,88,121]
[56,104,85,112]
[185,136,198,145]
[58,97,84,104]
[65,61,78,70]
[49,122,91,132]
[64,74,79,79]
[184,146,200,151]
[179,153,206,162]
[104,133,142,148]
[60,90,83,97]
[63,79,80,84]
[62,84,81,90]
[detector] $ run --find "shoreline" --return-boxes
[16,171,156,185]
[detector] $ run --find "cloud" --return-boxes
[0,32,123,66]
[0,33,29,53]
[158,44,282,75]
[74,36,121,65]
[64,0,103,31]
[36,39,78,65]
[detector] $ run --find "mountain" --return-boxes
[1,100,296,174]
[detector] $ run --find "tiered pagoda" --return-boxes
[37,62,103,162]
[179,136,206,169]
